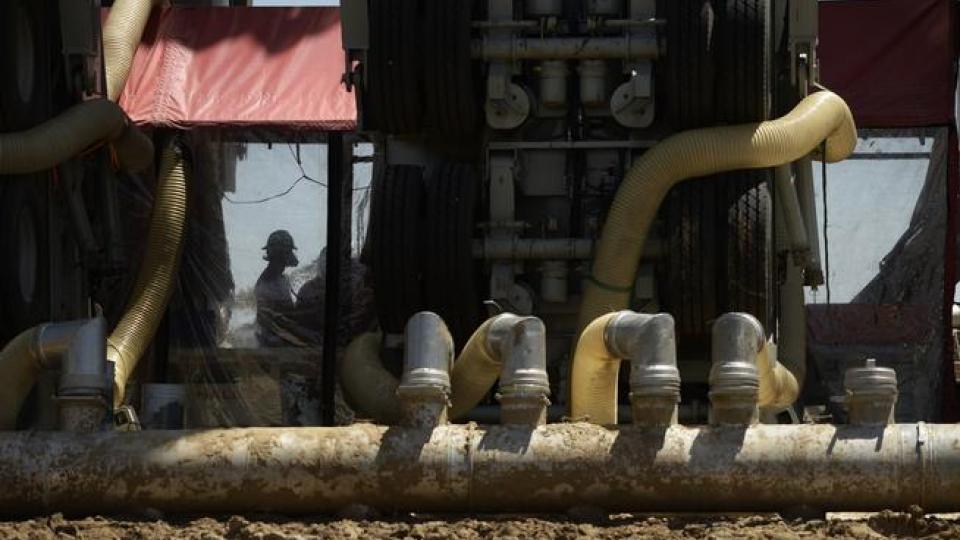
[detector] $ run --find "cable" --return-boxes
[821,143,831,304]
[224,174,325,205]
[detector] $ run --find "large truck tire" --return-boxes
[658,0,716,131]
[423,162,481,349]
[657,0,773,347]
[368,163,426,335]
[365,0,423,134]
[423,0,480,136]
[0,180,51,342]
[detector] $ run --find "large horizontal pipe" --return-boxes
[0,423,958,515]
[472,36,658,60]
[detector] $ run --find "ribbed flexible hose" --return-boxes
[110,143,187,406]
[339,332,401,424]
[341,317,509,423]
[569,313,619,424]
[104,0,163,101]
[0,99,153,175]
[578,91,856,331]
[0,329,43,429]
[757,339,799,412]
[448,317,499,420]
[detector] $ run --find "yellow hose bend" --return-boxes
[757,340,799,412]
[339,332,401,424]
[104,0,163,101]
[569,312,620,424]
[0,328,43,429]
[578,91,856,331]
[110,142,187,406]
[448,317,499,420]
[0,99,153,175]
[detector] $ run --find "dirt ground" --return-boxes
[2,509,959,540]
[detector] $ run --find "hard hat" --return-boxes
[263,229,297,251]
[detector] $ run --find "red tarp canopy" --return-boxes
[119,7,356,131]
[819,0,958,128]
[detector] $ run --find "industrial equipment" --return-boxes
[339,0,826,422]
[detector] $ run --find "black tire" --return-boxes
[423,163,481,348]
[722,179,772,330]
[657,0,774,344]
[714,0,771,123]
[365,0,422,134]
[369,163,425,334]
[423,0,479,136]
[658,0,716,130]
[0,178,51,341]
[0,0,51,130]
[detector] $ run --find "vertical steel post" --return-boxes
[321,132,346,426]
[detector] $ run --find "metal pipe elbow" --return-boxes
[397,312,455,427]
[571,311,679,425]
[0,318,110,431]
[449,313,550,424]
[709,313,799,424]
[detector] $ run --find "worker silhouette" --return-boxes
[255,230,299,347]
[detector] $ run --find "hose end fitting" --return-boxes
[709,313,762,426]
[606,311,681,427]
[489,315,551,426]
[844,358,898,426]
[397,312,454,428]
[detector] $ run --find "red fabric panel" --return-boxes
[118,7,356,131]
[819,0,958,128]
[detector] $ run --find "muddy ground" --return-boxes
[2,509,959,539]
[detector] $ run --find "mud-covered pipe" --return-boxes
[339,333,401,424]
[0,318,109,431]
[571,311,679,425]
[578,91,857,331]
[1,423,960,515]
[0,99,153,175]
[104,0,164,101]
[448,314,550,423]
[109,143,187,406]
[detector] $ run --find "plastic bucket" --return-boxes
[141,383,186,429]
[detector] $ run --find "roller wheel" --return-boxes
[423,0,480,136]
[369,163,425,334]
[0,0,51,130]
[365,0,423,134]
[422,163,481,349]
[0,179,51,342]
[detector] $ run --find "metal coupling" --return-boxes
[397,312,454,428]
[605,311,680,427]
[709,313,763,426]
[488,315,551,426]
[34,317,111,431]
[843,358,898,426]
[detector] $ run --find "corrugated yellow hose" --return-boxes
[578,91,856,331]
[448,317,499,420]
[104,0,163,101]
[0,99,153,175]
[569,312,620,424]
[110,142,187,406]
[339,332,402,424]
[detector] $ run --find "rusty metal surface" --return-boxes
[0,423,958,515]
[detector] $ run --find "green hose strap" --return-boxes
[584,274,633,294]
